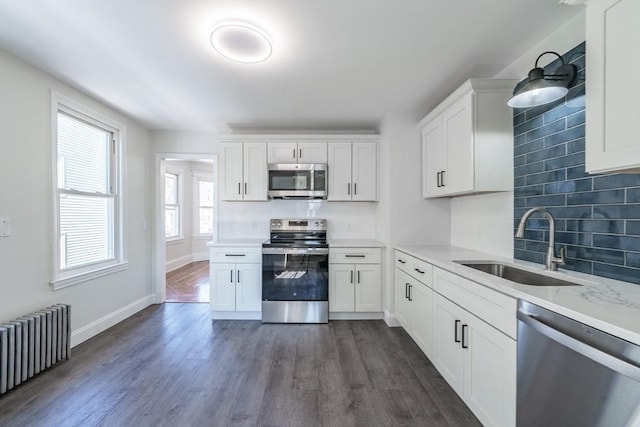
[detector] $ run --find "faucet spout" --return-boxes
[515,207,565,271]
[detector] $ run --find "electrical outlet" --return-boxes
[0,218,11,237]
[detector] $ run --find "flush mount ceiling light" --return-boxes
[507,51,578,108]
[210,23,272,63]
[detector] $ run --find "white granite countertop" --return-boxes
[206,239,266,247]
[328,239,385,248]
[395,244,640,345]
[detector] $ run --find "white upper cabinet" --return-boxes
[267,141,327,164]
[219,141,268,201]
[327,141,377,201]
[585,0,640,173]
[420,79,516,198]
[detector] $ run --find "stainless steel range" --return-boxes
[261,219,329,323]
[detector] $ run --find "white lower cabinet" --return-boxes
[394,249,516,427]
[432,293,516,427]
[329,248,382,312]
[209,247,262,319]
[395,267,434,359]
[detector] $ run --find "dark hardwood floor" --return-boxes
[0,303,480,427]
[166,261,209,303]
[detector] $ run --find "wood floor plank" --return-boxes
[0,304,480,427]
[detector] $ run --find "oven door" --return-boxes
[262,248,329,302]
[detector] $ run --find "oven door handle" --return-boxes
[262,248,329,255]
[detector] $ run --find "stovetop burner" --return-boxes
[263,218,328,249]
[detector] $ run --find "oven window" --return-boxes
[269,170,311,191]
[262,253,328,301]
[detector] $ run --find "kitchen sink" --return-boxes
[454,261,582,287]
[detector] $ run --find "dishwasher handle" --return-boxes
[517,309,640,382]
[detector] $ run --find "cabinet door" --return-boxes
[351,142,377,201]
[267,141,298,163]
[329,264,355,311]
[463,313,516,427]
[298,142,328,163]
[421,117,446,198]
[586,0,640,173]
[443,93,474,195]
[219,142,244,201]
[235,263,262,312]
[327,142,353,201]
[395,269,412,329]
[355,264,381,312]
[211,263,237,311]
[432,293,464,398]
[243,142,267,201]
[411,282,434,360]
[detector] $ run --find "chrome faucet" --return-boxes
[515,207,565,271]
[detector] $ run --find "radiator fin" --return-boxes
[0,304,70,395]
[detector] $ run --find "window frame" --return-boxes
[192,171,214,238]
[164,164,184,242]
[50,91,127,290]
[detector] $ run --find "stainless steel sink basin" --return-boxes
[454,261,582,287]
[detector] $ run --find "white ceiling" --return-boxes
[0,1,581,132]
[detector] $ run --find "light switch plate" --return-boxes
[0,218,11,237]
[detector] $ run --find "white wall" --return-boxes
[0,49,153,345]
[377,112,450,320]
[449,9,586,257]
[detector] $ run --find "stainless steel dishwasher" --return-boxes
[517,300,640,427]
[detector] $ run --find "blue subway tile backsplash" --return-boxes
[513,42,640,285]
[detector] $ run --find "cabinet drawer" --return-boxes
[395,250,433,287]
[210,247,262,264]
[433,267,517,339]
[330,248,381,264]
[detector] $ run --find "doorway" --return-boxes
[154,154,218,304]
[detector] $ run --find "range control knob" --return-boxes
[271,221,277,227]
[277,221,282,226]
[314,221,319,226]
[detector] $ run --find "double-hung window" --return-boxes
[165,167,182,240]
[52,93,126,289]
[195,177,214,235]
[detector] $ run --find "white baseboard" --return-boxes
[166,254,193,272]
[384,310,401,327]
[329,312,384,320]
[70,295,155,348]
[192,251,208,262]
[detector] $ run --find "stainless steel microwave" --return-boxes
[267,163,327,199]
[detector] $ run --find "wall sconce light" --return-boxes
[507,51,578,108]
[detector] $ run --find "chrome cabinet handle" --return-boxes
[454,320,461,343]
[461,324,468,348]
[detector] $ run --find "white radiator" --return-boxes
[0,304,70,395]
